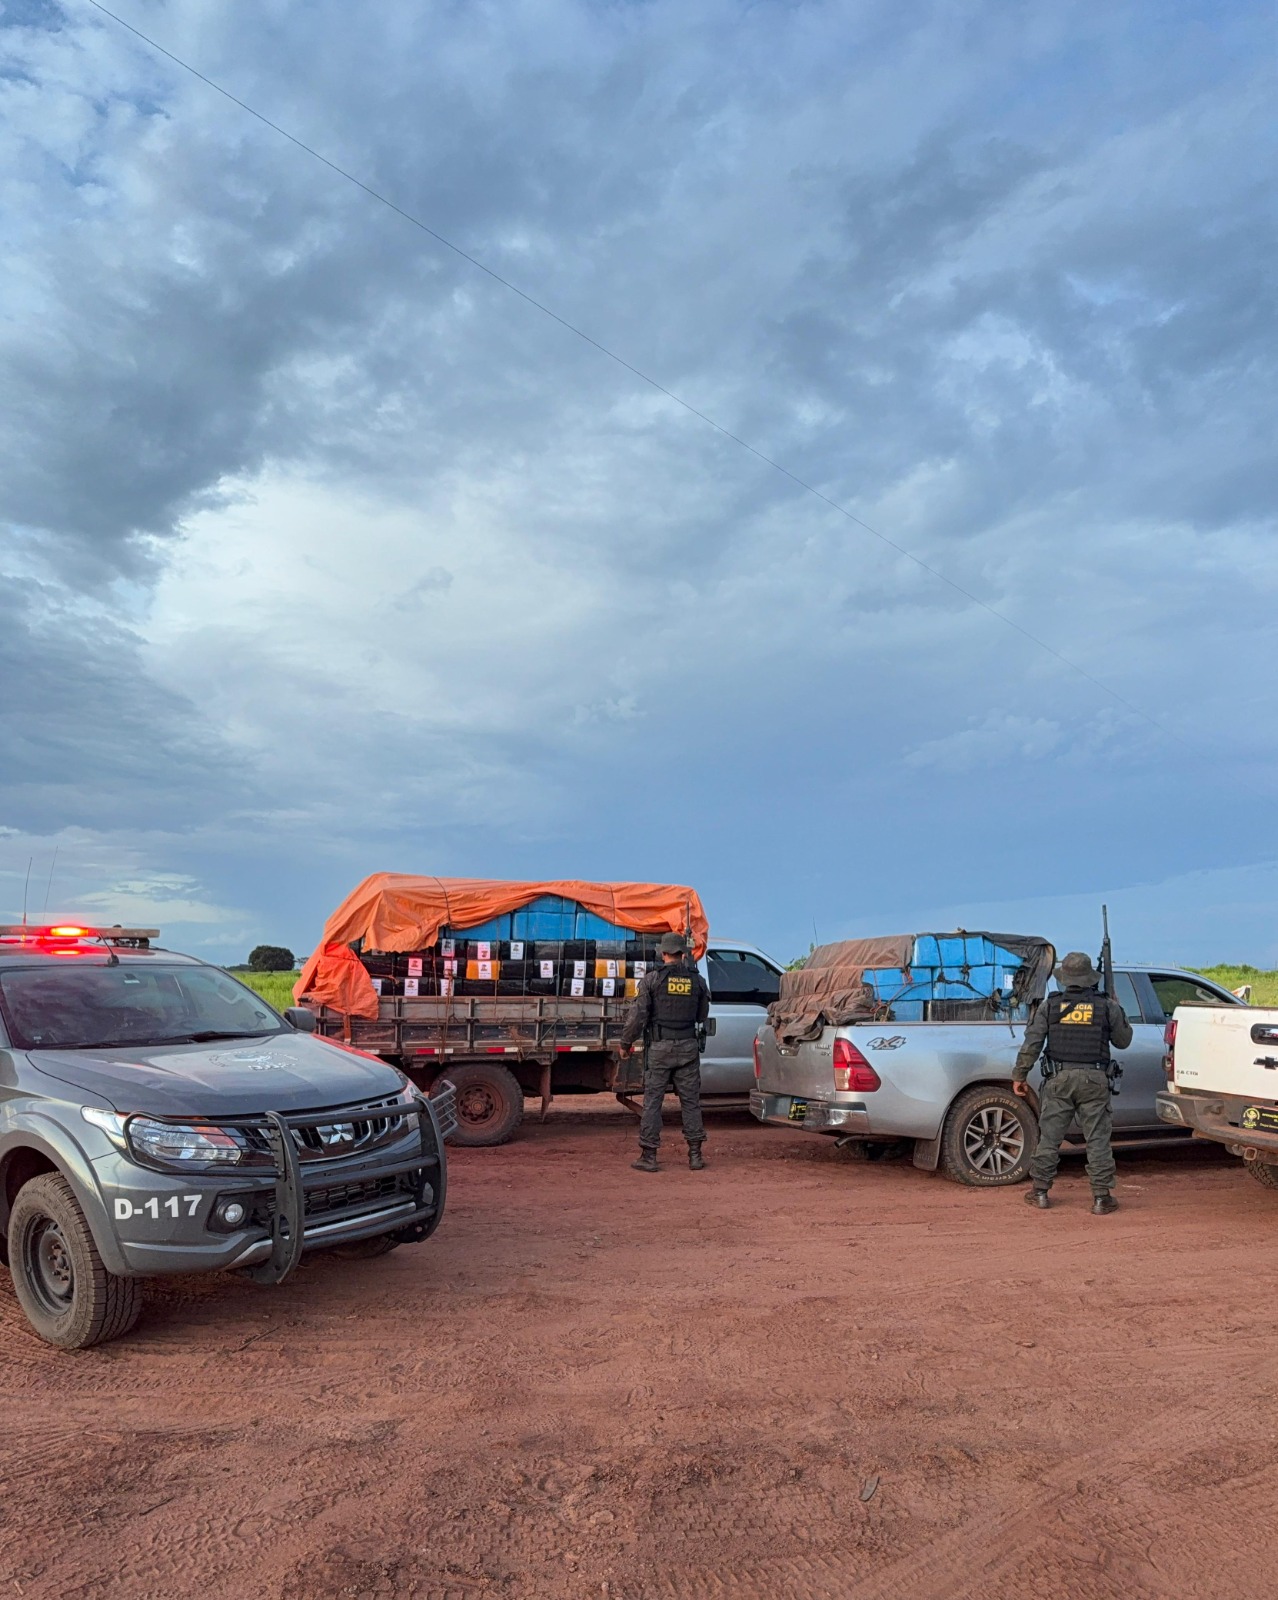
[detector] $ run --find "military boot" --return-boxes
[631,1148,659,1173]
[1023,1186,1051,1209]
[688,1143,705,1171]
[1092,1192,1119,1215]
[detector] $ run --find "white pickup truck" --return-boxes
[1156,1005,1278,1190]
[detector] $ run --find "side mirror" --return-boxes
[283,1006,317,1033]
[704,1017,717,1036]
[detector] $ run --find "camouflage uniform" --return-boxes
[619,946,710,1158]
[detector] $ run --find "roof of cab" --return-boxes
[0,945,203,969]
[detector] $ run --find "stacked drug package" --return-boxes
[360,894,664,1001]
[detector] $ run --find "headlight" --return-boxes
[127,1117,246,1170]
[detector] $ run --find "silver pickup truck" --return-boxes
[752,963,1241,1185]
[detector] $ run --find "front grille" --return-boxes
[248,1169,422,1229]
[235,1095,412,1166]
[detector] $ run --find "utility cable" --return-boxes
[83,0,1179,743]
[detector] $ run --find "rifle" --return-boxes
[1098,904,1121,1096]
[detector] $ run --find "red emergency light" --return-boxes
[0,924,160,947]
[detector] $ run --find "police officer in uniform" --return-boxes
[619,931,711,1172]
[1012,950,1132,1213]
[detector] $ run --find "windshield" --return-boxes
[0,962,286,1050]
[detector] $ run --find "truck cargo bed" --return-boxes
[308,992,631,1062]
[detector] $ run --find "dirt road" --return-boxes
[2,1105,1276,1599]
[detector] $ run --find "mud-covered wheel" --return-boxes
[8,1173,143,1349]
[328,1234,401,1259]
[446,1062,525,1147]
[939,1085,1036,1187]
[1243,1155,1278,1190]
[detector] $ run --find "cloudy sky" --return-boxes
[1,0,1275,969]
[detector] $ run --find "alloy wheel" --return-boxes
[962,1106,1026,1176]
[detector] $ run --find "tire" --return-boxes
[939,1085,1037,1187]
[446,1062,525,1147]
[1243,1156,1278,1190]
[328,1234,401,1259]
[8,1173,143,1349]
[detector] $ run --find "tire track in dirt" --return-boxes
[2,1107,1276,1599]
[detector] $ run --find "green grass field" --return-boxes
[1190,966,1278,1006]
[237,971,301,1010]
[235,965,1278,1013]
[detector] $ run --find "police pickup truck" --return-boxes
[0,925,454,1348]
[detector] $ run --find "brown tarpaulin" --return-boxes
[769,936,915,1045]
[295,873,710,1017]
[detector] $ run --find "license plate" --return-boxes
[1241,1104,1278,1133]
[787,1098,809,1121]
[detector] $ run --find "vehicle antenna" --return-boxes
[21,857,32,937]
[42,844,59,913]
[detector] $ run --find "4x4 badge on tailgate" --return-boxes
[867,1036,907,1050]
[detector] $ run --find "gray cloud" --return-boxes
[0,0,1274,961]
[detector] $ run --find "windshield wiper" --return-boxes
[181,1029,279,1043]
[29,1028,279,1050]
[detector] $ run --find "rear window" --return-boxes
[0,963,284,1051]
[1148,974,1235,1018]
[706,950,781,1005]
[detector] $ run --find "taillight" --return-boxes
[833,1037,881,1093]
[1163,1018,1177,1078]
[752,1037,763,1080]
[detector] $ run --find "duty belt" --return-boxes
[1045,1059,1109,1074]
[653,1023,696,1040]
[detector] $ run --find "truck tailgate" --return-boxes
[1174,1005,1278,1100]
[755,1026,836,1098]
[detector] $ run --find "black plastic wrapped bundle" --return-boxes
[463,938,508,962]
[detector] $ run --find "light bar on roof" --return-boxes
[0,925,161,941]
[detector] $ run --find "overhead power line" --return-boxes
[84,0,1178,744]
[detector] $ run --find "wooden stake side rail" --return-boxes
[309,993,631,1062]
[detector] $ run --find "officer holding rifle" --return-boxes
[1012,947,1132,1213]
[618,931,711,1173]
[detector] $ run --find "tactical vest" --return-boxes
[1045,988,1112,1066]
[650,962,701,1035]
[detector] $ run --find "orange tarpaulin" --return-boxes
[295,874,710,1016]
[300,942,384,1020]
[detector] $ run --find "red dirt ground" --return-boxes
[2,1103,1276,1600]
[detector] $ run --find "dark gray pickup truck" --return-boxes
[0,925,454,1348]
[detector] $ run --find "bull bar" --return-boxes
[197,1083,456,1285]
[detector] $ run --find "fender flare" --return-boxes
[0,1117,132,1276]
